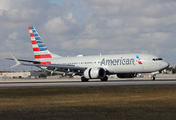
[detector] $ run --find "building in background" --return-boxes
[0,71,47,80]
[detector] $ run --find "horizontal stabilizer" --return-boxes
[6,58,40,64]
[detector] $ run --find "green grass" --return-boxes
[0,86,176,120]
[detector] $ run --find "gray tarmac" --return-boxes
[0,77,176,88]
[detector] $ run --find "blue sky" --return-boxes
[0,0,176,71]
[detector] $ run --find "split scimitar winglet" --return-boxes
[9,53,21,68]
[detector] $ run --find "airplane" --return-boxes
[7,26,170,82]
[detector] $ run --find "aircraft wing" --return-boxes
[7,53,86,71]
[21,63,86,70]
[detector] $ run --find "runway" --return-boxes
[0,78,176,88]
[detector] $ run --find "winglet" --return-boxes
[9,53,21,68]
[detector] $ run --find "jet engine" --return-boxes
[83,67,106,79]
[117,73,137,78]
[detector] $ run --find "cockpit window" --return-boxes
[153,58,162,61]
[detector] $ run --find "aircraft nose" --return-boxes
[162,61,170,69]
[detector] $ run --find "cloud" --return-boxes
[0,0,50,30]
[1,0,176,71]
[44,17,69,34]
[8,31,18,39]
[79,0,124,6]
[61,39,99,50]
[44,12,79,36]
[64,0,75,8]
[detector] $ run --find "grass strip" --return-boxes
[0,86,176,120]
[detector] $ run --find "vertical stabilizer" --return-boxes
[29,26,61,60]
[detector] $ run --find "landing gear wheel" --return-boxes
[101,76,108,81]
[152,77,155,81]
[81,76,89,82]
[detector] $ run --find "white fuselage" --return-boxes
[38,54,169,74]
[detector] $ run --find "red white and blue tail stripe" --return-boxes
[29,26,62,61]
[29,26,52,60]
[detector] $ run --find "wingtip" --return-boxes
[9,53,21,68]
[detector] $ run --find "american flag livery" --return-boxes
[29,26,52,60]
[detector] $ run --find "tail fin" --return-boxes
[29,26,61,60]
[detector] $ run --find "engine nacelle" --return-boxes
[84,67,106,79]
[117,73,137,78]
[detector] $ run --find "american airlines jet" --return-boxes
[8,26,169,82]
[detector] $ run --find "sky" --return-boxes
[0,0,176,71]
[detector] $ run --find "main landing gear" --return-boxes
[151,74,156,81]
[152,76,155,81]
[81,76,108,82]
[101,76,108,81]
[81,76,89,82]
